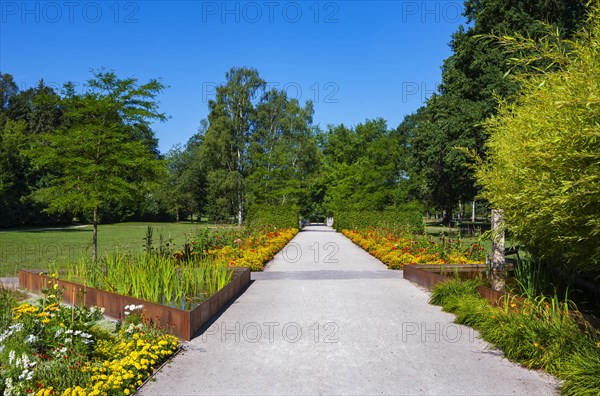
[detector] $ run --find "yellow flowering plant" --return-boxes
[0,286,179,395]
[342,228,485,269]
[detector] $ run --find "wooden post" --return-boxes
[490,209,505,291]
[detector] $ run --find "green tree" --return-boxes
[248,88,318,210]
[200,67,265,225]
[0,76,69,227]
[160,124,207,222]
[28,70,166,261]
[407,0,586,224]
[322,119,414,215]
[475,3,600,272]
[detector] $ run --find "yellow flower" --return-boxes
[533,342,539,347]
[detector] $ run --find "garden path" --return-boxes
[140,225,557,395]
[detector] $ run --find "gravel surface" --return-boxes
[140,225,558,395]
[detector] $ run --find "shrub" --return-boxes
[245,204,300,229]
[429,278,600,394]
[334,202,424,233]
[475,3,600,272]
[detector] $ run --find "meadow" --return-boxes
[0,222,234,277]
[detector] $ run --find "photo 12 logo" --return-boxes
[401,322,475,344]
[201,321,340,344]
[1,1,140,24]
[281,241,339,264]
[401,81,438,103]
[202,81,339,104]
[400,1,463,23]
[200,1,339,24]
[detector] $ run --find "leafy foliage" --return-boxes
[26,70,166,259]
[333,203,424,234]
[430,278,600,394]
[322,119,415,214]
[404,0,586,223]
[199,67,319,224]
[475,4,600,272]
[245,203,300,229]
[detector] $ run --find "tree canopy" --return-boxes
[475,4,600,272]
[27,70,166,260]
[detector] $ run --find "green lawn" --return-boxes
[0,222,234,277]
[424,220,523,262]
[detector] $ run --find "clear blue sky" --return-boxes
[1,1,466,153]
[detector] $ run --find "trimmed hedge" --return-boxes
[245,204,300,229]
[333,202,424,233]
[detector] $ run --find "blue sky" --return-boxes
[1,1,466,153]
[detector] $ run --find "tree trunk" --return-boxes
[92,206,98,263]
[442,206,452,226]
[237,190,244,227]
[472,200,476,222]
[490,209,506,291]
[175,207,180,222]
[491,209,505,271]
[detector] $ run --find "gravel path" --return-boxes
[140,225,558,395]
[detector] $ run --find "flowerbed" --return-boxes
[55,226,297,309]
[342,228,485,269]
[199,227,298,271]
[0,284,179,395]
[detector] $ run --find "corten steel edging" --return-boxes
[403,265,505,306]
[19,267,251,341]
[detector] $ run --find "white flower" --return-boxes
[8,350,15,365]
[24,334,37,344]
[55,328,63,337]
[18,369,29,380]
[4,378,14,396]
[54,346,67,356]
[64,337,72,343]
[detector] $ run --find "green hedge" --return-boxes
[333,202,424,233]
[245,204,299,229]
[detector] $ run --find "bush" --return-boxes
[475,3,600,272]
[245,204,299,229]
[334,202,424,233]
[429,278,600,394]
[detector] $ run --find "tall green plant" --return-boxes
[27,70,166,262]
[475,3,600,272]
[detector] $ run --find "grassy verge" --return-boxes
[430,279,600,395]
[0,222,234,277]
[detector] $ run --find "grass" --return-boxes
[0,222,235,276]
[424,219,524,261]
[430,278,600,395]
[61,252,233,309]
